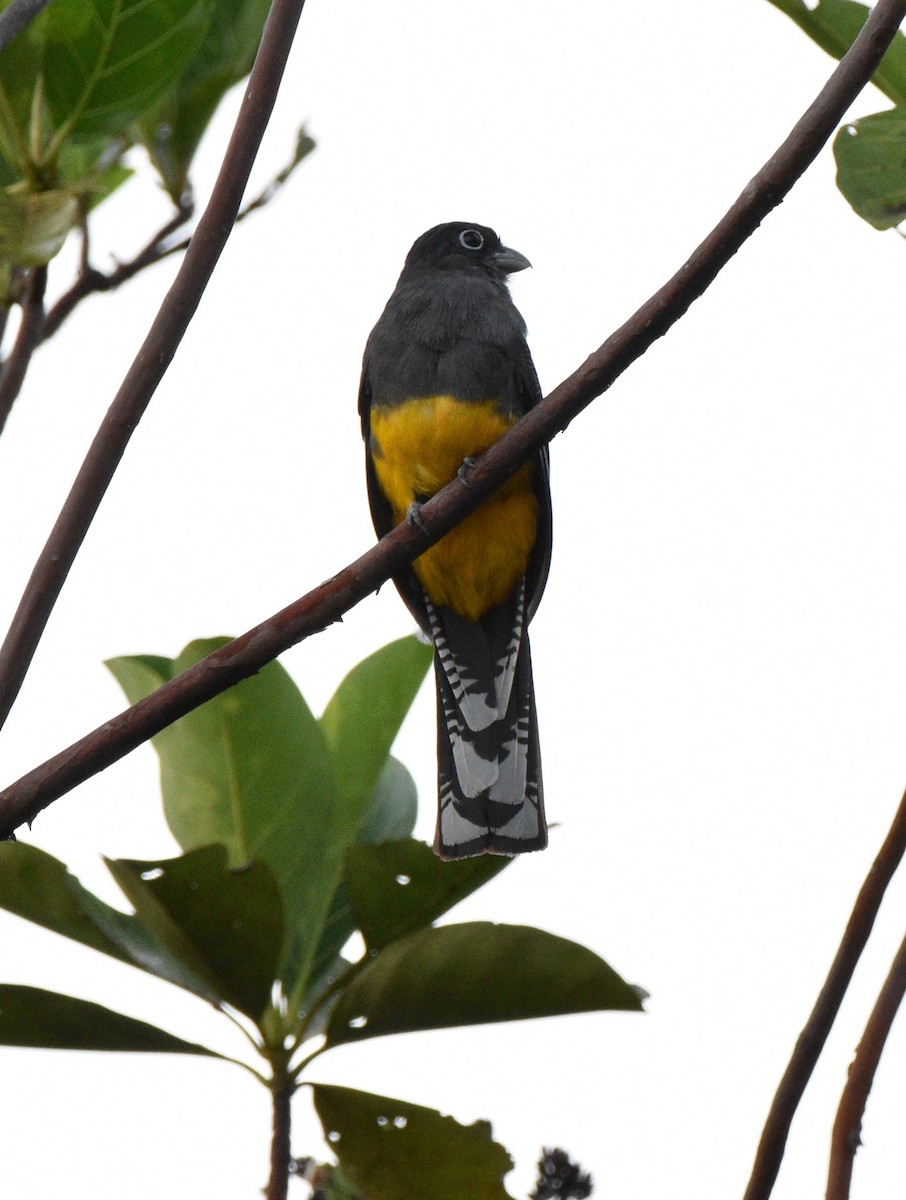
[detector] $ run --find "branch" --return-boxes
[40,127,313,345]
[40,200,194,343]
[0,0,53,54]
[826,929,906,1200]
[0,266,47,435]
[0,0,903,836]
[0,0,309,733]
[742,787,906,1200]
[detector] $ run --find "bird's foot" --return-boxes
[457,455,478,485]
[406,501,428,533]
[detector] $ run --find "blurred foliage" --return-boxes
[0,0,298,273]
[767,0,906,234]
[0,635,644,1197]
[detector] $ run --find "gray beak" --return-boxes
[493,245,532,274]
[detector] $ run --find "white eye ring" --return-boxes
[459,229,484,251]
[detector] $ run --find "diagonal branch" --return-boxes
[40,200,194,344]
[39,130,312,344]
[742,787,906,1200]
[0,0,904,836]
[0,0,309,734]
[826,928,906,1200]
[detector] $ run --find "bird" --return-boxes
[359,221,552,860]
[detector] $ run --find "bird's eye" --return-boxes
[459,229,484,251]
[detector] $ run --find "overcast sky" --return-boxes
[2,1,906,1197]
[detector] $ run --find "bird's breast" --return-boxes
[370,395,537,621]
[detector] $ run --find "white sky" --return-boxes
[2,0,905,1197]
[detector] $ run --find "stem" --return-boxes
[0,0,904,834]
[741,786,906,1200]
[826,930,906,1200]
[265,1077,294,1200]
[0,0,309,735]
[289,959,365,1064]
[0,265,47,435]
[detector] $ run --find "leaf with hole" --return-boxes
[106,845,283,1022]
[834,107,906,228]
[312,1084,514,1200]
[306,757,419,1006]
[0,842,214,1001]
[342,838,509,951]
[325,922,644,1047]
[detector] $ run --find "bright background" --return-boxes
[2,1,905,1196]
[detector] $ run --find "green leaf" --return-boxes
[0,842,221,1002]
[106,846,283,1022]
[312,1085,514,1200]
[343,839,509,951]
[320,635,432,817]
[0,0,216,152]
[834,107,906,228]
[71,878,220,1002]
[305,758,419,1012]
[138,0,271,199]
[354,756,419,846]
[0,985,221,1054]
[107,639,431,1008]
[0,842,135,961]
[107,642,341,996]
[324,922,644,1048]
[0,185,78,265]
[766,0,906,106]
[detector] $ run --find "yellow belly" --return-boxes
[370,396,537,621]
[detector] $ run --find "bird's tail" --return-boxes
[428,593,546,860]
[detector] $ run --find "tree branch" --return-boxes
[742,787,906,1200]
[0,0,903,836]
[39,127,314,344]
[0,0,53,54]
[0,0,309,733]
[0,266,47,435]
[826,929,906,1200]
[40,200,194,344]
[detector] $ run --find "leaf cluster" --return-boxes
[0,636,644,1198]
[0,0,271,280]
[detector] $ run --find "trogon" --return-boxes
[359,222,552,859]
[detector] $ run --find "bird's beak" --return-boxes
[493,245,532,274]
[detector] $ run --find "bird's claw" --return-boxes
[406,501,429,534]
[457,456,478,485]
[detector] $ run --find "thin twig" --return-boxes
[826,929,906,1200]
[742,787,906,1200]
[0,0,53,54]
[0,0,309,733]
[232,125,315,225]
[40,201,194,343]
[40,129,312,345]
[0,0,904,835]
[0,266,47,435]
